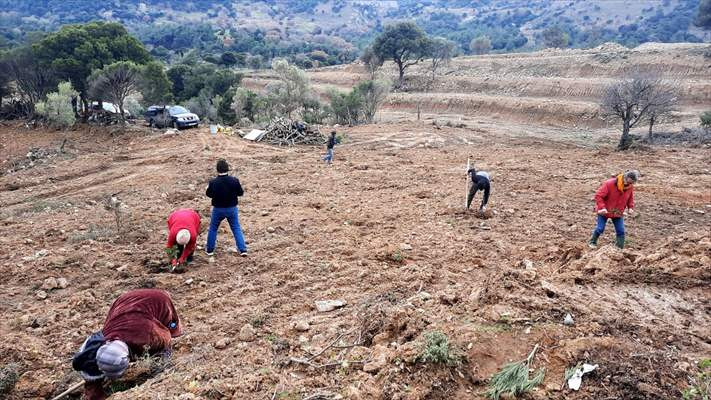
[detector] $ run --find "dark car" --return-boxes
[145,105,200,129]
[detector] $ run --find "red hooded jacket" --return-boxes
[166,209,201,263]
[594,176,635,218]
[102,289,183,354]
[84,289,183,400]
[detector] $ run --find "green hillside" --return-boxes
[0,0,709,67]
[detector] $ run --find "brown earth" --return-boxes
[1,44,711,400]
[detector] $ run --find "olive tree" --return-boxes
[372,22,430,87]
[427,37,456,85]
[35,82,78,128]
[88,61,142,123]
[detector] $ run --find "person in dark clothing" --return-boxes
[205,159,247,256]
[466,167,491,211]
[72,289,182,400]
[322,131,337,164]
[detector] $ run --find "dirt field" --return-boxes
[1,45,710,400]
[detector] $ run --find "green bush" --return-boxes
[418,331,461,366]
[0,363,19,394]
[682,359,711,400]
[35,81,77,128]
[700,111,711,129]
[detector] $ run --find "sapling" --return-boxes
[165,245,179,260]
[486,344,545,400]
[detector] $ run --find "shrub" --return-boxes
[470,36,492,55]
[0,363,19,395]
[327,79,389,125]
[357,78,390,123]
[231,87,258,122]
[124,94,144,117]
[328,88,363,126]
[185,90,218,122]
[35,81,77,128]
[682,359,711,400]
[419,331,461,366]
[700,111,711,129]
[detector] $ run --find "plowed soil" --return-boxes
[1,43,711,400]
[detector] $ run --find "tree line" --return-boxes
[0,21,391,129]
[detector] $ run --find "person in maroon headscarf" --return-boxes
[72,289,183,400]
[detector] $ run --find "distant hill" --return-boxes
[0,0,709,67]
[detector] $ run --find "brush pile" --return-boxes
[262,118,325,146]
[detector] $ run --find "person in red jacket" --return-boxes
[72,289,183,400]
[166,208,201,269]
[589,170,640,249]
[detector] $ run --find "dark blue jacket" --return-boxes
[206,174,244,208]
[327,135,337,149]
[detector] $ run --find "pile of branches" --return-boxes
[262,117,325,146]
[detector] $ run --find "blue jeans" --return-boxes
[206,206,247,253]
[322,148,333,163]
[594,215,625,238]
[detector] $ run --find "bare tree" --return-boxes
[427,37,455,88]
[88,61,142,123]
[360,46,383,80]
[645,86,679,143]
[469,36,492,55]
[3,48,56,116]
[601,73,677,150]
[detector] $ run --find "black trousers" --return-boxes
[176,244,194,263]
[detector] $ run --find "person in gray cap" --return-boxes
[72,289,182,400]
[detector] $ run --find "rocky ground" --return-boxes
[0,110,709,399]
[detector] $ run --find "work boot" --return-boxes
[615,236,625,249]
[588,233,600,249]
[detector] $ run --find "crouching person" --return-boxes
[72,289,182,400]
[466,167,491,212]
[589,170,640,249]
[167,208,201,270]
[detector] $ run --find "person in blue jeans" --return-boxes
[205,159,248,256]
[322,131,337,164]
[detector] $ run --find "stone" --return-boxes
[363,345,388,373]
[294,320,310,332]
[522,259,534,269]
[116,266,128,272]
[36,290,47,300]
[267,226,276,233]
[372,332,389,345]
[521,269,537,282]
[41,278,58,290]
[261,211,269,216]
[490,304,515,321]
[563,313,575,326]
[315,299,346,312]
[56,278,69,289]
[397,341,419,363]
[438,291,460,305]
[215,338,231,349]
[399,243,412,251]
[184,278,194,285]
[239,324,256,342]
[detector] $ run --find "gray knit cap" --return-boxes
[624,169,640,183]
[96,340,129,379]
